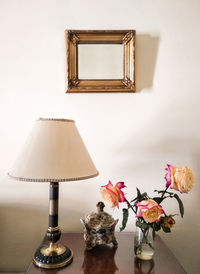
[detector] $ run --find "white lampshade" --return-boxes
[8,118,99,182]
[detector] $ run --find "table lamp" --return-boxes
[8,118,99,269]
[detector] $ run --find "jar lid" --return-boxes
[84,201,116,228]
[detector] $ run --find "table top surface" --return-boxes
[26,232,186,274]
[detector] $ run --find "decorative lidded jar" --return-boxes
[80,202,118,250]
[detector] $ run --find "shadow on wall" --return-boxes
[135,34,160,92]
[118,136,200,166]
[116,132,200,184]
[0,206,46,273]
[114,96,200,173]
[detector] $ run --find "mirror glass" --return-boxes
[78,44,123,79]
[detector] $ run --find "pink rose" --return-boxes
[165,164,194,193]
[135,199,164,223]
[165,164,173,187]
[100,181,126,208]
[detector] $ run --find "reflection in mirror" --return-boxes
[78,44,123,80]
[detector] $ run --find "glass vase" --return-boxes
[134,226,155,260]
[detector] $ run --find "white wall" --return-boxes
[0,0,200,273]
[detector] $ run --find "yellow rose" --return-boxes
[165,165,194,193]
[172,166,194,193]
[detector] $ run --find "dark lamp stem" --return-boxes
[33,181,73,268]
[49,182,59,228]
[47,182,61,243]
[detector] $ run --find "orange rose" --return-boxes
[143,206,164,223]
[135,199,165,223]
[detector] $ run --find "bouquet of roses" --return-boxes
[100,165,194,238]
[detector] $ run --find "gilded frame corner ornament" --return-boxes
[65,30,136,93]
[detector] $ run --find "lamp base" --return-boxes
[33,242,73,269]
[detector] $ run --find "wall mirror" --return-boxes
[65,30,136,93]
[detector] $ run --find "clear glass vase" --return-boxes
[134,226,155,260]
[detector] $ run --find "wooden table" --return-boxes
[26,232,186,274]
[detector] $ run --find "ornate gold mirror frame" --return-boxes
[65,30,136,93]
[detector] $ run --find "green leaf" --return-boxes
[134,188,142,202]
[133,188,149,203]
[120,208,129,232]
[174,194,184,218]
[136,188,141,198]
[130,197,138,203]
[162,226,171,233]
[136,220,148,231]
[141,222,149,230]
[153,197,164,204]
[154,222,161,231]
[136,220,142,229]
[154,190,165,194]
[139,192,148,201]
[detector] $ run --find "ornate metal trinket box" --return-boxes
[80,202,118,250]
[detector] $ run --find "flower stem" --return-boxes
[125,199,136,214]
[161,185,170,199]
